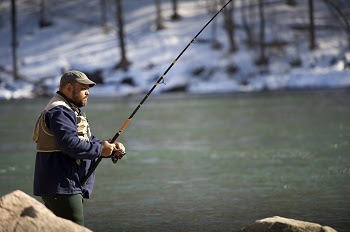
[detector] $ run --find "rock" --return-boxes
[0,190,91,232]
[239,216,337,232]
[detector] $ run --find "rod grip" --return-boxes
[120,118,131,132]
[110,119,131,143]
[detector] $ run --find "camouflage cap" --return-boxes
[60,70,96,88]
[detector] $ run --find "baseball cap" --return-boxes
[60,70,96,88]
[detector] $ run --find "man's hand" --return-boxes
[114,142,126,159]
[101,141,116,157]
[115,142,125,153]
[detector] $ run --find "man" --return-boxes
[33,70,125,226]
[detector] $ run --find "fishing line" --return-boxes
[81,0,232,186]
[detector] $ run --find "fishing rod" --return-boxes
[81,0,232,186]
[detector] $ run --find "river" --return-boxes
[0,90,349,231]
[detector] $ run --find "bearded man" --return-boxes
[33,70,125,226]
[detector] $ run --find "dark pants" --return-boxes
[42,194,84,226]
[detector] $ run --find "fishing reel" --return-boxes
[111,148,126,164]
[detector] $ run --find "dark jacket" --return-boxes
[33,91,103,198]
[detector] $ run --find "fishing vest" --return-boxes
[32,93,91,153]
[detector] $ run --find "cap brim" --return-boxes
[77,79,96,87]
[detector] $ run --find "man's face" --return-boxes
[69,82,90,107]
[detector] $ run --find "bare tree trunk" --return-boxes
[210,0,221,49]
[155,0,165,30]
[323,0,350,49]
[308,0,317,50]
[39,0,46,27]
[241,0,254,48]
[11,0,18,80]
[100,0,108,33]
[222,0,237,52]
[39,0,52,28]
[257,0,268,65]
[285,0,297,6]
[171,0,181,20]
[116,0,130,71]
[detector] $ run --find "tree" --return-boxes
[323,0,350,49]
[39,0,52,28]
[222,0,237,52]
[115,0,131,71]
[308,0,317,50]
[285,0,297,7]
[11,0,18,80]
[241,0,254,48]
[256,0,268,66]
[209,0,221,49]
[155,0,165,30]
[170,0,181,20]
[100,0,108,33]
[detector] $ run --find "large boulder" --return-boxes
[240,216,337,232]
[0,190,91,232]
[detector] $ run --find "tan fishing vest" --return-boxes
[33,94,91,153]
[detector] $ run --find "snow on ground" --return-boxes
[0,0,349,99]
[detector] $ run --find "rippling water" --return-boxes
[0,90,349,231]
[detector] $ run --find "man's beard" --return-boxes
[72,89,87,107]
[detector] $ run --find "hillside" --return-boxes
[0,0,350,99]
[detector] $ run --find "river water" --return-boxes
[0,90,349,231]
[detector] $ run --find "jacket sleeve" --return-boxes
[46,106,102,160]
[90,134,104,144]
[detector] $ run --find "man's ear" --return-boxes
[66,83,73,92]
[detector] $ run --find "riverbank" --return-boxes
[1,1,350,99]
